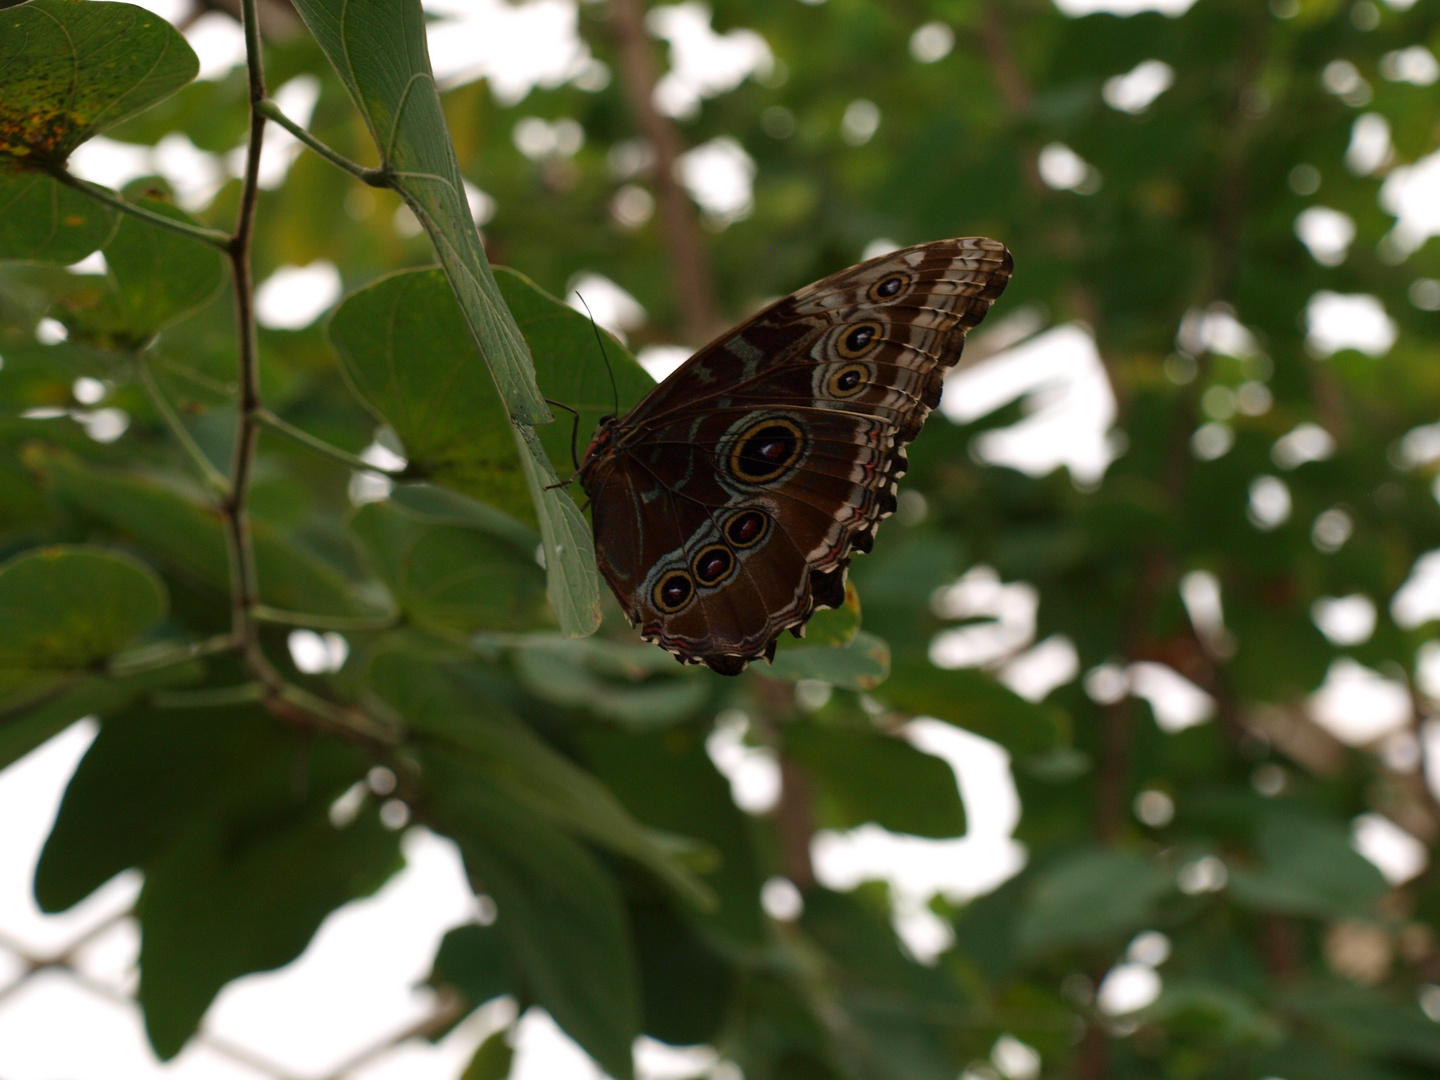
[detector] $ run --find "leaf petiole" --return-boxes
[50,169,232,249]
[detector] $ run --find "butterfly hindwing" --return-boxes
[578,237,1013,673]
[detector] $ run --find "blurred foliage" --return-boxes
[1,0,1440,1078]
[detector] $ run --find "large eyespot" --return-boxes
[652,569,694,613]
[724,509,770,549]
[867,273,908,303]
[691,544,736,586]
[836,320,883,359]
[728,417,805,484]
[826,362,870,399]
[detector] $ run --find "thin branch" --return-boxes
[252,604,401,632]
[607,0,721,345]
[137,357,232,495]
[256,407,403,474]
[224,0,270,661]
[257,99,391,186]
[48,169,232,248]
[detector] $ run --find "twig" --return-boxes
[607,0,721,345]
[257,99,391,186]
[48,169,232,248]
[255,407,404,475]
[224,0,270,660]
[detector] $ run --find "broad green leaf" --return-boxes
[363,648,714,912]
[1017,848,1172,955]
[515,421,601,638]
[629,896,732,1046]
[493,267,653,474]
[329,269,532,520]
[0,0,198,163]
[348,500,549,636]
[766,629,890,691]
[460,1029,515,1080]
[877,660,1066,756]
[57,195,225,348]
[0,663,200,774]
[424,758,640,1080]
[800,889,969,1080]
[139,797,401,1058]
[38,451,385,619]
[0,168,117,263]
[0,546,166,684]
[390,484,538,555]
[578,727,768,950]
[428,922,513,1014]
[36,703,290,913]
[512,636,709,727]
[1228,816,1389,919]
[285,0,547,423]
[776,581,862,653]
[784,723,966,839]
[328,268,601,635]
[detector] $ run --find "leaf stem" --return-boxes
[255,407,404,475]
[256,99,391,186]
[153,682,266,707]
[252,604,400,632]
[49,169,232,249]
[136,356,232,495]
[107,632,237,678]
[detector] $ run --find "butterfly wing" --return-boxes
[580,237,1013,674]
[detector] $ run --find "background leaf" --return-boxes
[0,0,198,162]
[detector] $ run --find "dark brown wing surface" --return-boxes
[580,237,1013,674]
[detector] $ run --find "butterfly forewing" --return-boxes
[579,237,1013,674]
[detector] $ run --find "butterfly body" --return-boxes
[578,237,1012,675]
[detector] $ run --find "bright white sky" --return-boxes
[8,0,1440,1076]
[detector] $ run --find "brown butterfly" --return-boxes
[577,237,1012,675]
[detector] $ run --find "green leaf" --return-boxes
[492,267,653,474]
[0,663,200,774]
[460,1028,515,1080]
[877,660,1066,757]
[363,648,715,912]
[286,0,547,423]
[390,483,539,554]
[777,581,862,653]
[1017,847,1172,955]
[767,630,890,691]
[0,545,166,679]
[0,167,117,263]
[35,703,291,913]
[38,451,384,619]
[348,499,549,636]
[327,268,601,636]
[785,722,966,839]
[1228,815,1389,919]
[629,896,733,1046]
[577,727,768,949]
[511,636,709,727]
[514,421,601,638]
[329,269,531,521]
[424,760,640,1080]
[0,0,198,163]
[138,797,401,1059]
[428,922,513,1014]
[57,194,225,347]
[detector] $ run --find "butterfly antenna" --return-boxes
[575,293,620,416]
[544,397,582,472]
